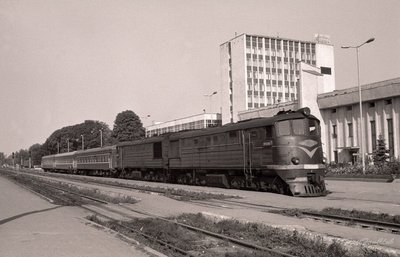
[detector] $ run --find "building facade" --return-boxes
[145,113,222,137]
[318,78,400,163]
[220,33,335,124]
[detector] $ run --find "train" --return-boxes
[41,108,327,197]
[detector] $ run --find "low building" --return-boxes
[238,64,400,163]
[318,78,400,163]
[145,113,222,137]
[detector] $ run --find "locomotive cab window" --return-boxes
[276,120,291,136]
[292,119,306,135]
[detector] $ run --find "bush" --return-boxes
[326,159,400,177]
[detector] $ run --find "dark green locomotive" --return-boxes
[42,108,326,197]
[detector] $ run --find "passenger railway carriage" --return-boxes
[41,151,76,171]
[41,108,327,197]
[75,146,117,176]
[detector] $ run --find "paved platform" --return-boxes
[0,176,154,257]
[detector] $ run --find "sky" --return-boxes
[0,0,399,155]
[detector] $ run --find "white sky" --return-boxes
[1,0,399,155]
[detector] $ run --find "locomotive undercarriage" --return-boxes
[45,166,325,197]
[116,167,321,196]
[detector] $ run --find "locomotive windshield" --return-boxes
[276,118,320,136]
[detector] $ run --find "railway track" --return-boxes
[301,211,400,235]
[203,199,400,235]
[5,169,400,237]
[3,171,297,257]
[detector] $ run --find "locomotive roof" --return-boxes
[117,110,318,145]
[170,111,317,139]
[117,135,167,146]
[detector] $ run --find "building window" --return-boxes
[346,105,352,111]
[331,108,336,113]
[370,120,376,150]
[334,150,338,163]
[320,67,332,75]
[369,102,375,108]
[348,123,353,138]
[332,124,337,138]
[385,99,392,105]
[388,119,394,157]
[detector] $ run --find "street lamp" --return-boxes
[341,37,375,174]
[203,91,217,113]
[66,138,70,152]
[99,130,103,148]
[81,135,84,150]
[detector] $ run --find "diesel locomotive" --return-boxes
[41,108,327,196]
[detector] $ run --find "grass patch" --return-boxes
[174,213,396,257]
[318,208,400,225]
[274,207,400,225]
[87,212,397,257]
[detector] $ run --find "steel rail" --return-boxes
[120,205,297,257]
[302,211,400,234]
[80,205,194,256]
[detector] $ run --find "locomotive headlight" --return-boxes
[291,157,300,165]
[322,157,327,164]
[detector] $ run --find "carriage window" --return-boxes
[276,120,291,136]
[292,119,306,135]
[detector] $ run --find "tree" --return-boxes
[0,152,5,166]
[29,143,46,166]
[112,110,145,143]
[15,149,29,166]
[372,134,390,168]
[42,120,112,154]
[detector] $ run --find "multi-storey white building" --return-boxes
[220,33,335,124]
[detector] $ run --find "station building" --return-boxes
[238,63,400,163]
[220,33,335,124]
[145,113,221,137]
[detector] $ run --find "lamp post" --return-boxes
[81,135,84,150]
[203,91,217,113]
[99,130,103,148]
[66,138,70,152]
[341,37,375,174]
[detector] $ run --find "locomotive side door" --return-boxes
[241,130,253,184]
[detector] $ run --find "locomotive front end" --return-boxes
[272,110,327,196]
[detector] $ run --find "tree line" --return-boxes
[1,110,145,167]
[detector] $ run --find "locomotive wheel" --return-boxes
[229,177,245,189]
